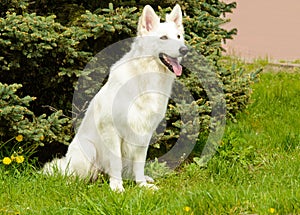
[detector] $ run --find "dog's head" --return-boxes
[137,5,188,76]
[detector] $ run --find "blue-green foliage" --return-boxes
[0,0,260,160]
[0,83,72,156]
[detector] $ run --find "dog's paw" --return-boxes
[145,175,155,183]
[138,182,159,191]
[109,178,125,193]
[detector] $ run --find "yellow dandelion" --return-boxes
[183,206,191,212]
[269,208,275,214]
[15,134,23,142]
[2,157,12,165]
[15,156,25,164]
[11,154,16,161]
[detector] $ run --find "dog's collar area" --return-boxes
[159,53,182,76]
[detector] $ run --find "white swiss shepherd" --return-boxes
[43,4,188,192]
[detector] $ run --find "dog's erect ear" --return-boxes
[166,4,183,33]
[138,5,160,36]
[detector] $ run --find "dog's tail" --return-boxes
[42,157,72,176]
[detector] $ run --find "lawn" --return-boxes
[1,63,300,214]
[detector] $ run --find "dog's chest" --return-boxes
[114,73,173,135]
[126,90,169,136]
[106,58,175,135]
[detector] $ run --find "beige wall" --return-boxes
[222,0,300,60]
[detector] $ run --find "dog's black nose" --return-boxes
[179,46,189,56]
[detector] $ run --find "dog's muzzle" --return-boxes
[179,46,189,56]
[159,46,188,76]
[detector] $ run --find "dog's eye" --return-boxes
[160,35,168,40]
[177,35,181,39]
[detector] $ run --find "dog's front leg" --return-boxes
[109,157,124,192]
[133,146,158,190]
[108,138,125,192]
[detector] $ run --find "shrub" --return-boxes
[0,12,92,115]
[0,1,261,163]
[0,83,72,158]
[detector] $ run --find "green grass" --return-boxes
[1,66,300,214]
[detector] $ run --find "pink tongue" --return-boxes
[169,58,182,76]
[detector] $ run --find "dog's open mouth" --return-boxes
[159,53,182,76]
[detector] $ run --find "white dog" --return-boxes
[43,4,188,192]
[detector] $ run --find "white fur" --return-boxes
[43,4,186,192]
